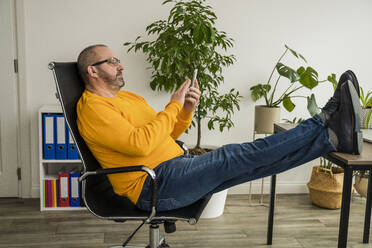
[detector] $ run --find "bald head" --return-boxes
[77,44,107,84]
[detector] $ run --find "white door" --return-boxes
[0,0,20,196]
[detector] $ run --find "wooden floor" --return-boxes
[1,194,372,248]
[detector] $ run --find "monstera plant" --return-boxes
[250,45,337,114]
[249,45,336,134]
[124,0,241,153]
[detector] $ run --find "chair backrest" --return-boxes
[49,62,135,216]
[49,62,98,171]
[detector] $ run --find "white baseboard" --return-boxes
[227,181,309,195]
[32,184,40,198]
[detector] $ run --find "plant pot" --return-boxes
[200,189,228,219]
[307,166,344,209]
[254,105,281,134]
[361,108,372,129]
[354,175,368,198]
[187,145,228,219]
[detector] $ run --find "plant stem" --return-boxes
[264,92,270,106]
[265,48,288,105]
[268,75,281,105]
[267,48,288,86]
[286,85,305,96]
[272,84,302,106]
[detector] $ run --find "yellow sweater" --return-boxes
[76,90,192,204]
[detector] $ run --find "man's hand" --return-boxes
[184,79,201,112]
[171,79,191,105]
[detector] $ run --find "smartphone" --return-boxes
[191,69,198,88]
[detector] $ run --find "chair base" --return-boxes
[110,223,170,248]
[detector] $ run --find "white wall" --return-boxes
[18,0,372,197]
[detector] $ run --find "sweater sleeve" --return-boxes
[80,99,182,156]
[170,108,193,140]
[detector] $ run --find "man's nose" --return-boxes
[117,63,124,71]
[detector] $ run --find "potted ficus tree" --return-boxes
[124,0,241,218]
[250,45,337,134]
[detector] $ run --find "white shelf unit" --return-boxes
[39,105,85,211]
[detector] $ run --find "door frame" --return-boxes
[15,0,32,198]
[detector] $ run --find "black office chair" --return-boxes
[48,62,211,248]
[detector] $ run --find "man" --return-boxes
[76,44,362,211]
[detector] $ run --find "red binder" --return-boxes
[58,173,70,207]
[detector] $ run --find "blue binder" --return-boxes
[55,114,67,160]
[67,128,79,160]
[69,173,81,207]
[42,113,55,159]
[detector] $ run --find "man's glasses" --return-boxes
[91,57,121,66]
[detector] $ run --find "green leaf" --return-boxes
[282,117,305,124]
[150,79,157,91]
[193,23,204,44]
[250,84,271,102]
[162,0,173,5]
[366,109,372,128]
[153,60,160,70]
[285,44,307,63]
[297,66,318,89]
[276,63,299,83]
[298,54,307,63]
[207,120,214,130]
[297,66,305,75]
[307,93,320,117]
[283,96,295,112]
[360,87,366,107]
[327,73,338,91]
[365,91,372,107]
[135,36,141,42]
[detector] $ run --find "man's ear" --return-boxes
[87,65,99,79]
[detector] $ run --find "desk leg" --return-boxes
[363,170,372,243]
[267,174,276,245]
[338,167,353,248]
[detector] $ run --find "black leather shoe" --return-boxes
[328,80,362,154]
[339,70,360,97]
[322,70,360,117]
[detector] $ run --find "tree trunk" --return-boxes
[196,106,201,149]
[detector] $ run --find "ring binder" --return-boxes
[56,114,67,160]
[67,129,79,160]
[69,173,81,207]
[42,114,55,159]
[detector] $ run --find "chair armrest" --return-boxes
[79,165,155,181]
[79,165,157,222]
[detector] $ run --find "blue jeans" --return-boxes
[136,115,336,211]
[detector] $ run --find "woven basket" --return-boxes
[354,175,368,198]
[307,166,344,209]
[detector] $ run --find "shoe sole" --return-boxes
[346,70,360,97]
[347,80,363,154]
